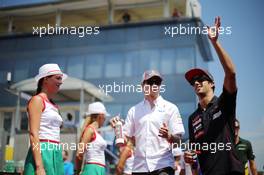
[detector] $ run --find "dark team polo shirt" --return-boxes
[235,137,255,166]
[188,88,244,175]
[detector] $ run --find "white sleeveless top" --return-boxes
[34,95,63,142]
[84,125,107,166]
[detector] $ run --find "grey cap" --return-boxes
[141,70,163,83]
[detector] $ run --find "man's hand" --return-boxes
[116,162,125,175]
[158,123,172,142]
[184,151,196,165]
[109,115,123,128]
[207,16,221,43]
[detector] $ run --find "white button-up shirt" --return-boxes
[123,96,185,172]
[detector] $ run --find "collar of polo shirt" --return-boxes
[143,95,162,106]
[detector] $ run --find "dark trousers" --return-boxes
[205,172,244,175]
[226,173,244,175]
[132,166,174,175]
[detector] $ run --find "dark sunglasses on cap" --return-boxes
[190,75,212,86]
[144,77,162,86]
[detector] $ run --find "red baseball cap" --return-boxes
[185,68,214,85]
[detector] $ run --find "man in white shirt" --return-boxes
[112,70,185,175]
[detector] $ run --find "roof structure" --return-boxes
[10,76,113,102]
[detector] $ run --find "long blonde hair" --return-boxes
[79,114,99,141]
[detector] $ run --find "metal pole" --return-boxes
[9,92,20,151]
[77,84,85,140]
[107,0,114,24]
[56,10,62,27]
[8,16,13,34]
[163,0,170,18]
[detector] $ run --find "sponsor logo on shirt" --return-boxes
[157,104,166,113]
[237,144,247,150]
[194,131,204,139]
[238,147,247,151]
[157,108,165,113]
[213,110,222,120]
[192,115,204,139]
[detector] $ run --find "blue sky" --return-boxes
[200,0,264,170]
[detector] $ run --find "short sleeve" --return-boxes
[219,87,237,130]
[65,162,74,175]
[69,163,74,175]
[219,87,237,118]
[168,105,185,136]
[123,107,135,137]
[247,141,255,160]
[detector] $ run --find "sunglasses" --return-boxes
[190,75,211,86]
[234,123,240,129]
[144,78,162,86]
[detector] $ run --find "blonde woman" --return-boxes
[24,64,67,175]
[75,102,108,175]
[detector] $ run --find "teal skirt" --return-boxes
[81,164,106,175]
[24,142,64,175]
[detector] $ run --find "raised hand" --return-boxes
[207,16,221,42]
[109,115,123,128]
[158,123,171,142]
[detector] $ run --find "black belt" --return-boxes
[132,166,174,175]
